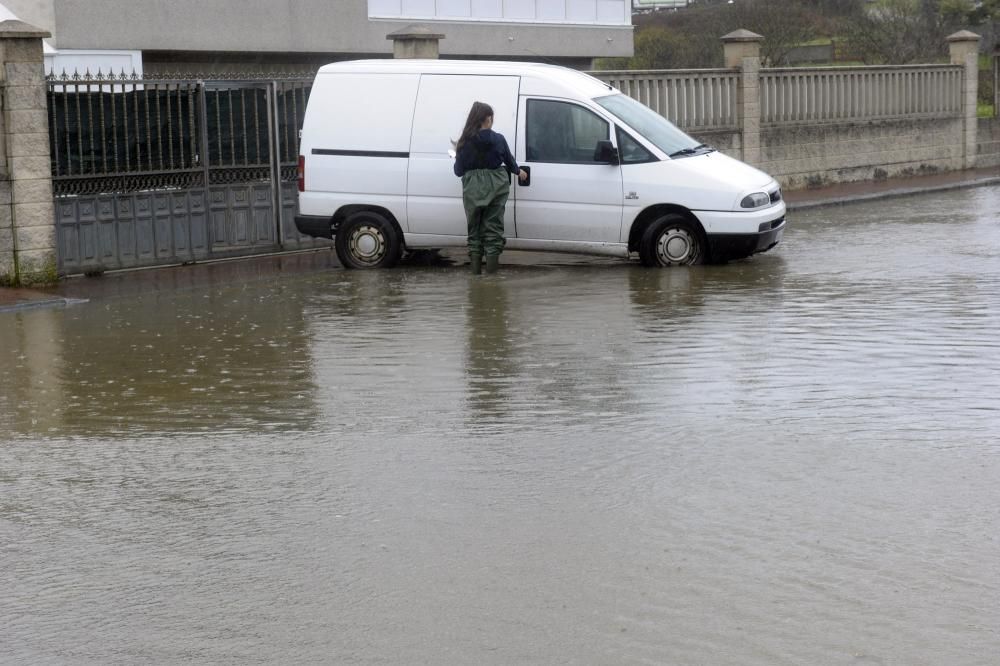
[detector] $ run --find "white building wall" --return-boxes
[49,0,633,61]
[45,49,142,78]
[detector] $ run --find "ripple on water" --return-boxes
[1,187,999,664]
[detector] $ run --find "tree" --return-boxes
[595,6,727,69]
[598,0,992,71]
[970,0,1000,23]
[966,0,999,54]
[845,0,942,64]
[726,0,821,66]
[599,0,824,69]
[846,0,997,64]
[597,27,689,70]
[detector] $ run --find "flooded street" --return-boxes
[2,186,999,664]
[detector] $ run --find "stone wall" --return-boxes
[976,117,1000,169]
[759,117,965,190]
[0,21,56,286]
[751,31,983,190]
[693,118,971,191]
[601,31,990,192]
[0,178,12,282]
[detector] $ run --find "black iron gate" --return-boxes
[48,73,322,274]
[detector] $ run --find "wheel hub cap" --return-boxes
[665,236,689,259]
[350,225,385,264]
[657,227,697,265]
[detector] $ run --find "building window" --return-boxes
[368,0,630,25]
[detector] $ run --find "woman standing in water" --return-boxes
[453,102,528,274]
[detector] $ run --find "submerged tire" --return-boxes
[639,214,705,267]
[335,210,402,269]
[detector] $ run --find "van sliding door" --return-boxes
[407,75,520,239]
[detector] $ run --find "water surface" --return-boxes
[2,186,999,664]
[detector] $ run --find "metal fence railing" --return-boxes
[592,68,739,130]
[48,76,201,195]
[274,80,311,181]
[759,65,963,124]
[46,71,312,196]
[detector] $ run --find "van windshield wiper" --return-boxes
[669,144,712,158]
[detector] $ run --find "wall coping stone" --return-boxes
[946,30,980,43]
[0,20,50,40]
[721,29,763,43]
[386,24,445,42]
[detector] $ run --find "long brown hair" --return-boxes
[454,101,494,150]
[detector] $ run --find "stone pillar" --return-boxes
[0,20,56,286]
[387,25,445,59]
[948,30,981,170]
[722,29,763,166]
[994,45,999,118]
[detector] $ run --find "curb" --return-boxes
[0,297,88,314]
[785,177,1000,211]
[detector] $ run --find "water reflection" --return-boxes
[1,309,67,435]
[627,255,789,317]
[304,268,411,326]
[2,187,999,665]
[461,268,642,433]
[464,277,515,425]
[0,278,320,438]
[628,262,709,312]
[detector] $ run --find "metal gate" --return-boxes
[48,73,323,275]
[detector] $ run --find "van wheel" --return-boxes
[639,215,705,267]
[335,211,402,269]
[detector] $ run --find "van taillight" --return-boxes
[297,155,305,192]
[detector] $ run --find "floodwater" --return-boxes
[2,186,999,665]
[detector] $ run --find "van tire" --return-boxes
[335,210,402,269]
[639,214,705,267]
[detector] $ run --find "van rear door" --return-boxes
[299,73,419,226]
[407,75,520,238]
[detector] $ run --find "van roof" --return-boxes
[316,59,615,99]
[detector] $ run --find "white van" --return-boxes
[295,59,786,269]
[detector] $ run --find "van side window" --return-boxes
[526,99,610,164]
[616,126,656,165]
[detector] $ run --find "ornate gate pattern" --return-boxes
[47,72,323,274]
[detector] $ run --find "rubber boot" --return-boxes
[485,255,500,275]
[470,254,482,275]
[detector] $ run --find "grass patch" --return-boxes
[978,103,996,118]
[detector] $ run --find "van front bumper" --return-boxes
[294,214,333,239]
[708,216,785,263]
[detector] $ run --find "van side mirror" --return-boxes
[594,140,619,165]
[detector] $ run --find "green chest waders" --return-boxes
[462,167,511,273]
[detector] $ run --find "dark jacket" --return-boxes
[453,129,520,178]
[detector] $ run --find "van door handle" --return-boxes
[520,166,530,187]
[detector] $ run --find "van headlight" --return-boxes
[740,192,770,209]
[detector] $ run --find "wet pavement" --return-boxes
[1,185,999,664]
[4,167,998,311]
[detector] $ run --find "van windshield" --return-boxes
[594,93,711,158]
